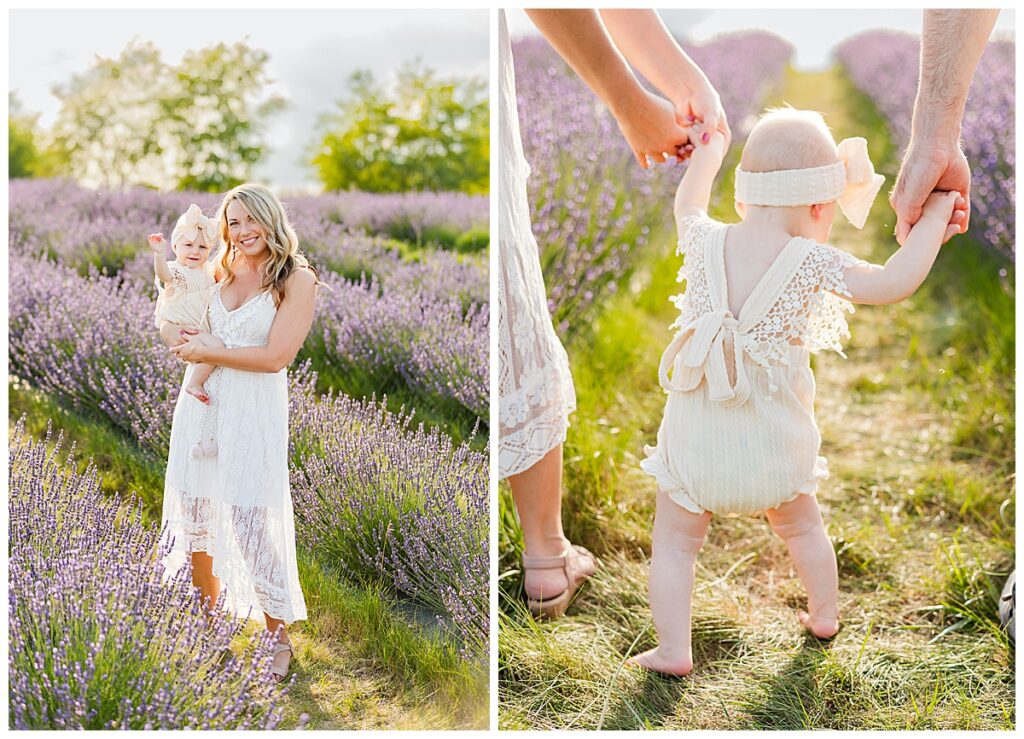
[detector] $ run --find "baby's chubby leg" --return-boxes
[765,494,839,638]
[186,362,217,404]
[628,489,711,676]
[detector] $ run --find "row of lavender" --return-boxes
[9,253,489,660]
[837,32,1015,259]
[9,178,488,269]
[513,32,793,336]
[9,179,489,421]
[9,422,288,729]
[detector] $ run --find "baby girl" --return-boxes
[148,204,221,409]
[631,108,964,675]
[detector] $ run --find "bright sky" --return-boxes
[9,9,489,190]
[506,8,1016,70]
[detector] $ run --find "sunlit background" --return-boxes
[10,9,488,191]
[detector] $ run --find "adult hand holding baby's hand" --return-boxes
[891,141,970,245]
[148,233,168,253]
[916,190,966,244]
[674,84,731,154]
[616,88,692,169]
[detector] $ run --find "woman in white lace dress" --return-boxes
[499,9,729,618]
[161,184,320,681]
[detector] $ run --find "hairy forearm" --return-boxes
[526,9,646,120]
[598,9,708,104]
[913,9,999,141]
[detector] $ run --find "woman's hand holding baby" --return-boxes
[170,329,226,364]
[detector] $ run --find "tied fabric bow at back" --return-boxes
[733,137,885,228]
[171,203,220,249]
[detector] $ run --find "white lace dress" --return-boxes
[641,212,870,516]
[498,10,577,478]
[161,284,307,623]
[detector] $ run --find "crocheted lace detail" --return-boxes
[669,213,868,369]
[669,214,717,328]
[745,241,867,368]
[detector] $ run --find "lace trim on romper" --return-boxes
[641,212,870,515]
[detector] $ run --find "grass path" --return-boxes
[498,66,1014,730]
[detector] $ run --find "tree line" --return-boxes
[10,40,488,194]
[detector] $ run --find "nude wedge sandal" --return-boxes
[522,544,596,619]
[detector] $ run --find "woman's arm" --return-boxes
[598,9,730,146]
[170,269,317,372]
[525,9,689,168]
[842,191,960,305]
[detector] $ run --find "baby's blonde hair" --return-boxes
[740,107,838,173]
[216,183,320,305]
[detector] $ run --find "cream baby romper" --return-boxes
[155,261,217,331]
[641,212,869,516]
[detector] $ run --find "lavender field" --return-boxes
[500,29,1014,730]
[9,179,490,728]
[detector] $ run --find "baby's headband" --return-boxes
[733,137,885,229]
[171,203,219,247]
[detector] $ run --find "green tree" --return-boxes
[311,61,488,194]
[162,43,285,192]
[9,94,63,178]
[50,40,283,191]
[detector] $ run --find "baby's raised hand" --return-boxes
[148,233,168,253]
[916,190,966,244]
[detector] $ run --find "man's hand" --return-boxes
[891,141,971,245]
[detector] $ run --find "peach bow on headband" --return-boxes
[733,136,885,229]
[835,137,885,229]
[171,204,219,248]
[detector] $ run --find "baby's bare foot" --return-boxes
[798,609,840,639]
[626,647,694,676]
[185,383,210,404]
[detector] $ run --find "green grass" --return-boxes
[498,65,1014,730]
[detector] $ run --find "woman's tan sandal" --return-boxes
[269,641,293,682]
[522,544,596,619]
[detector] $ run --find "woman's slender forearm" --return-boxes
[525,9,647,120]
[913,9,1000,142]
[201,344,290,374]
[599,9,709,104]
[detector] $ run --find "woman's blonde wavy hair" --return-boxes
[216,183,321,305]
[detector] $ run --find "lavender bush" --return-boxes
[9,255,489,658]
[514,32,792,335]
[837,32,1015,259]
[287,190,488,251]
[289,382,489,653]
[9,179,489,276]
[309,271,488,420]
[8,420,285,730]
